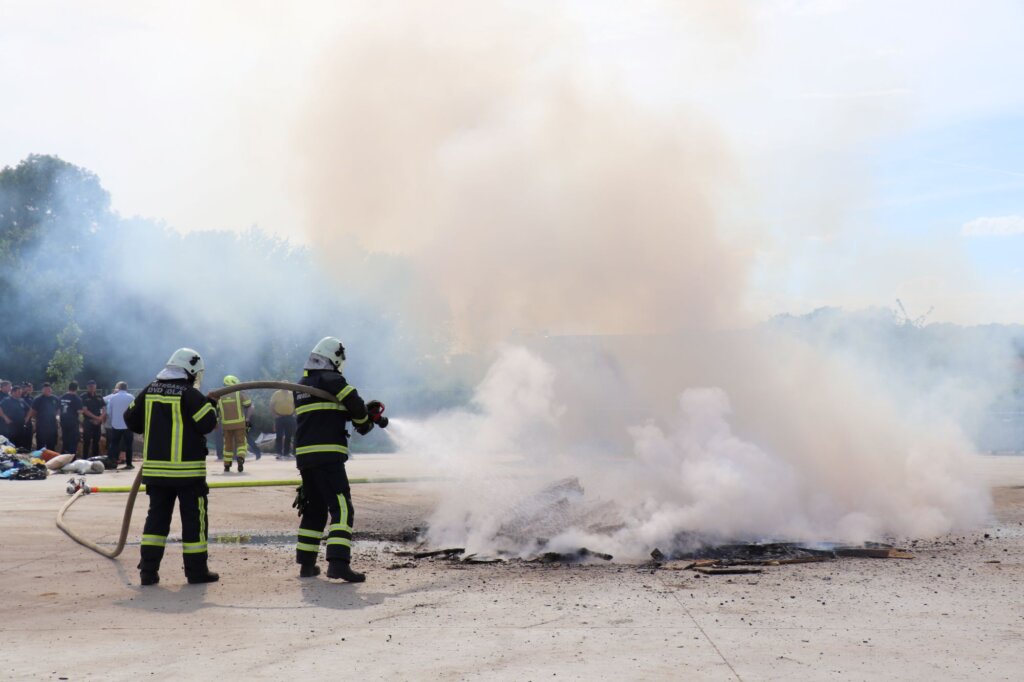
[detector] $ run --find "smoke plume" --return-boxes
[298,1,750,344]
[294,2,999,557]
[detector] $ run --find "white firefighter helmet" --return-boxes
[166,348,205,377]
[311,336,346,371]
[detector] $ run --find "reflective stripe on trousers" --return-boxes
[295,462,353,564]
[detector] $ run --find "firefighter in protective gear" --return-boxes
[218,375,253,473]
[293,336,375,582]
[124,347,220,586]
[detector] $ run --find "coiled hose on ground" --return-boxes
[56,380,340,558]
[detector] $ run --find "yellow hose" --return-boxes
[86,476,434,493]
[56,473,430,558]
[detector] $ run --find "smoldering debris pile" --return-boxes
[491,478,623,554]
[395,477,916,571]
[647,541,914,576]
[388,478,621,566]
[389,546,613,568]
[385,540,914,572]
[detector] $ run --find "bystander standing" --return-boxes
[21,382,34,449]
[271,388,297,460]
[27,383,60,450]
[105,381,135,469]
[59,381,84,457]
[0,384,28,448]
[0,380,11,441]
[80,380,106,459]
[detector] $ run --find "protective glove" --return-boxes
[292,485,308,517]
[366,400,388,428]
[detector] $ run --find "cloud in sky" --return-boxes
[962,216,1024,237]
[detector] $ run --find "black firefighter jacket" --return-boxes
[124,379,219,486]
[294,369,372,470]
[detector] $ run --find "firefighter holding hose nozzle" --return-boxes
[124,348,220,586]
[292,336,386,582]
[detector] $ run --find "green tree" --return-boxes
[0,155,110,380]
[0,154,110,265]
[46,305,84,388]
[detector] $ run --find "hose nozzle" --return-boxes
[367,400,388,429]
[65,477,90,495]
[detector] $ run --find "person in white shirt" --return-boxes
[105,382,136,469]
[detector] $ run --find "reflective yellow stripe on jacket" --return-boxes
[218,392,246,426]
[143,395,183,462]
[294,402,345,416]
[295,444,349,457]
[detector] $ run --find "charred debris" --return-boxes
[386,478,915,572]
[386,540,913,573]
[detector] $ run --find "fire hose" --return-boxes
[55,380,395,558]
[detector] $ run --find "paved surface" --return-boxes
[2,455,1023,680]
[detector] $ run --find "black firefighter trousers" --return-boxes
[296,462,354,566]
[139,481,211,577]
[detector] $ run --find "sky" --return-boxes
[1,0,1022,325]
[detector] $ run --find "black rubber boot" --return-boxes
[326,560,365,583]
[186,571,220,584]
[224,463,231,472]
[140,571,160,586]
[299,564,321,578]
[237,458,244,473]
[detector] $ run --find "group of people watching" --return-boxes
[0,379,136,469]
[0,377,300,470]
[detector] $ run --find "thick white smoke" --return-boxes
[295,2,997,557]
[390,344,989,560]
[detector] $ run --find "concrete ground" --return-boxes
[2,454,1023,681]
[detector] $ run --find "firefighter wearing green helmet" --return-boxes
[124,347,220,586]
[218,374,253,473]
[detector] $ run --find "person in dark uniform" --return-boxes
[59,381,84,457]
[0,381,10,442]
[292,336,383,583]
[80,380,106,459]
[124,348,220,586]
[0,384,27,448]
[27,383,60,450]
[21,382,35,449]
